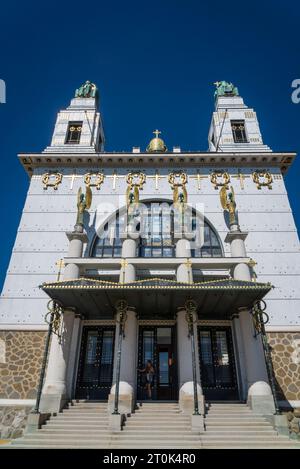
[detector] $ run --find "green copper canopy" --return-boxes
[40,277,272,320]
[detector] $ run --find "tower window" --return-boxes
[66,121,83,144]
[231,120,248,143]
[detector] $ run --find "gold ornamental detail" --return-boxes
[84,172,104,190]
[168,171,188,208]
[252,171,273,190]
[210,171,230,190]
[42,172,63,190]
[126,172,146,208]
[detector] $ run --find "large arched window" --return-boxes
[91,201,223,258]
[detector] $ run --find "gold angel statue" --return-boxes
[168,172,188,213]
[126,184,140,209]
[76,186,92,226]
[173,184,188,212]
[220,185,237,226]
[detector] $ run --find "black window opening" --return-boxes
[91,201,223,259]
[231,120,248,143]
[66,121,83,144]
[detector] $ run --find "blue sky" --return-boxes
[0,0,299,290]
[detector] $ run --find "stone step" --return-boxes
[124,425,191,430]
[117,430,197,436]
[206,416,268,420]
[10,443,201,449]
[61,411,109,416]
[134,410,182,414]
[202,444,300,449]
[205,429,276,434]
[23,434,112,441]
[206,410,255,414]
[205,422,271,427]
[201,433,290,443]
[199,440,300,449]
[53,416,109,421]
[45,423,110,429]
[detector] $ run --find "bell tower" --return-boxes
[43,80,105,153]
[208,81,271,152]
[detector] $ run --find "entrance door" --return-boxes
[76,326,115,400]
[198,326,238,400]
[137,326,178,400]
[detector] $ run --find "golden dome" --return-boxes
[146,130,167,153]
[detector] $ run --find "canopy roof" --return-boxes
[40,277,272,320]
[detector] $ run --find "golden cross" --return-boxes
[55,259,65,281]
[185,258,192,283]
[64,173,81,190]
[153,129,161,138]
[232,170,248,190]
[120,258,128,284]
[106,172,121,191]
[189,172,206,190]
[120,258,128,268]
[112,171,118,190]
[155,170,163,190]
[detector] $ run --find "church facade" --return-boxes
[0,81,300,439]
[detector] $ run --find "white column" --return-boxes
[177,308,200,388]
[119,237,137,283]
[40,230,87,413]
[225,228,274,413]
[109,308,137,415]
[176,238,192,283]
[66,314,82,398]
[40,309,76,413]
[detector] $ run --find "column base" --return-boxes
[109,413,123,432]
[179,382,205,415]
[108,382,134,416]
[247,381,275,415]
[247,394,275,415]
[25,412,51,433]
[191,414,205,433]
[39,393,68,414]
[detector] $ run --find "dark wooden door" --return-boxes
[198,326,238,400]
[76,326,115,400]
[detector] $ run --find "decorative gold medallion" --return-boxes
[42,172,63,190]
[210,171,230,190]
[168,172,188,209]
[126,172,146,208]
[252,171,273,190]
[84,172,104,190]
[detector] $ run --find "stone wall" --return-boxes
[268,332,300,401]
[0,405,32,439]
[0,331,46,399]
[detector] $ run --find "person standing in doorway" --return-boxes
[138,360,155,399]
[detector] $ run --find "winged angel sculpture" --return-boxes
[76,186,92,226]
[220,185,238,226]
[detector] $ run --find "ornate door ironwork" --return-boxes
[76,326,115,400]
[137,326,178,401]
[198,326,238,400]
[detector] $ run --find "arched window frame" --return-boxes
[89,199,224,259]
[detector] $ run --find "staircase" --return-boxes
[5,401,300,449]
[112,402,201,448]
[10,402,112,449]
[203,403,300,449]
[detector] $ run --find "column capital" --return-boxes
[225,230,248,243]
[66,231,88,243]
